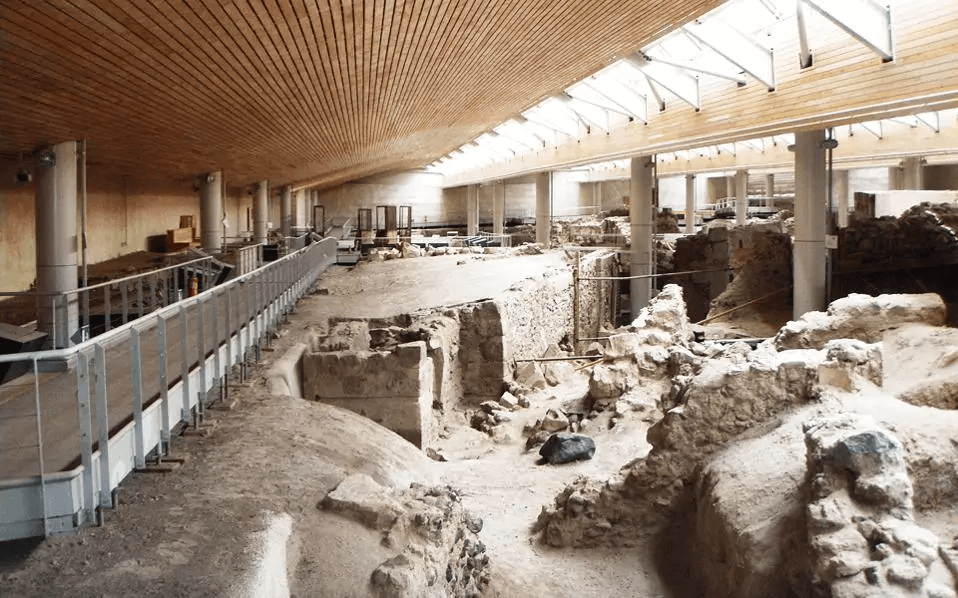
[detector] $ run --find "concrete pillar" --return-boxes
[630,156,654,316]
[901,156,924,190]
[199,171,223,251]
[765,173,775,207]
[493,181,505,235]
[280,186,292,238]
[466,185,479,236]
[253,180,268,243]
[291,189,304,229]
[310,190,319,229]
[535,173,552,246]
[888,166,904,191]
[735,169,748,224]
[35,140,79,347]
[834,170,850,229]
[684,174,696,234]
[793,129,828,319]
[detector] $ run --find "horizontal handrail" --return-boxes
[0,242,321,365]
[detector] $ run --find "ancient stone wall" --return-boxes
[303,341,434,448]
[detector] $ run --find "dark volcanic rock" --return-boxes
[539,432,596,464]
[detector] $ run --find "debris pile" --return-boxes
[321,477,490,598]
[803,413,954,597]
[842,202,958,267]
[773,292,946,350]
[534,294,901,550]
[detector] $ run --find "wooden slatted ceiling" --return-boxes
[0,0,723,189]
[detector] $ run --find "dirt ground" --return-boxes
[0,251,678,598]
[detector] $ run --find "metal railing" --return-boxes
[234,243,263,276]
[0,256,217,348]
[0,238,337,541]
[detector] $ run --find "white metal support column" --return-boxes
[901,156,924,190]
[200,171,223,251]
[735,169,748,224]
[834,170,850,229]
[685,174,696,234]
[535,172,552,246]
[467,185,479,236]
[35,140,79,347]
[493,181,505,235]
[630,156,654,315]
[253,180,268,243]
[793,129,828,319]
[280,186,292,238]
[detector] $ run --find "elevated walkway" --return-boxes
[0,238,338,541]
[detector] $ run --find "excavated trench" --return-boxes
[262,245,958,597]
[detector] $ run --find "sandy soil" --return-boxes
[0,251,673,598]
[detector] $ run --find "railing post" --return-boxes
[150,274,158,314]
[32,357,48,536]
[157,315,170,456]
[196,296,206,423]
[121,281,128,325]
[104,286,111,332]
[136,278,144,320]
[129,328,145,470]
[75,350,95,525]
[211,290,221,404]
[178,304,191,422]
[93,343,112,509]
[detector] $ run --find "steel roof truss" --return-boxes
[800,0,894,62]
[592,79,649,123]
[683,19,776,90]
[624,54,700,110]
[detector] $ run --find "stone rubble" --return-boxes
[774,293,946,350]
[804,413,954,598]
[534,292,890,549]
[321,477,490,598]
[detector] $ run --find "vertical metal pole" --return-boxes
[573,251,580,351]
[150,275,158,313]
[157,315,170,456]
[82,289,90,342]
[178,304,191,422]
[197,297,207,423]
[94,344,113,508]
[121,282,128,325]
[211,291,221,403]
[226,286,234,369]
[104,286,111,332]
[129,328,145,469]
[76,351,95,524]
[136,278,144,319]
[32,357,49,536]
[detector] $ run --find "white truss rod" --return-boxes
[801,0,894,62]
[522,111,578,139]
[858,121,884,139]
[643,51,747,85]
[593,78,649,123]
[556,94,609,133]
[916,112,941,133]
[683,19,776,90]
[796,0,813,68]
[511,116,552,145]
[624,53,699,110]
[567,84,634,119]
